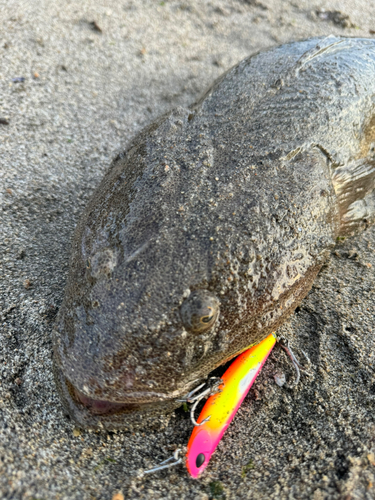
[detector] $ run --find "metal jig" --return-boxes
[186,332,277,477]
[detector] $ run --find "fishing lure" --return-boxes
[186,333,277,478]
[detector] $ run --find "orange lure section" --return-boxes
[186,333,276,477]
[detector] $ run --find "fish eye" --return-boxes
[180,290,219,334]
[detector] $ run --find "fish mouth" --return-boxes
[67,379,150,416]
[64,374,180,414]
[53,361,192,429]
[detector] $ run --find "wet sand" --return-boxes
[1,1,375,498]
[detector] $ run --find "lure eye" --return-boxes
[180,290,219,334]
[196,453,205,468]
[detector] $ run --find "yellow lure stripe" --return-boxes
[186,332,276,477]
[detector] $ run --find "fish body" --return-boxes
[53,36,375,429]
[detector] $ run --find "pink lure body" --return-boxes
[186,333,276,477]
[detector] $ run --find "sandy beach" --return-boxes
[1,1,375,498]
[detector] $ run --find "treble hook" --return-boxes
[277,336,313,388]
[143,449,182,475]
[177,377,223,426]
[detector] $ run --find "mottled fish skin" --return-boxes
[53,36,375,429]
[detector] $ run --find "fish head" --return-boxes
[53,132,242,429]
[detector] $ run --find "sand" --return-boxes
[1,0,375,498]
